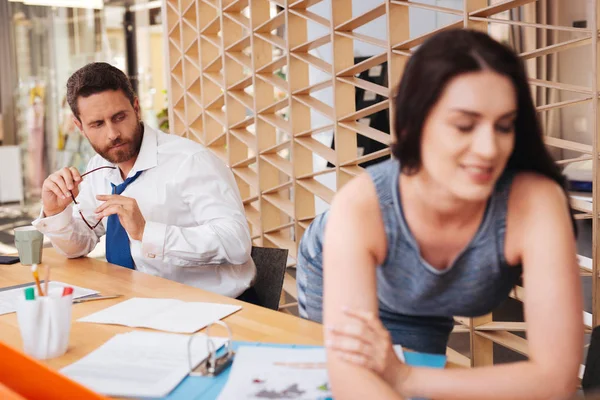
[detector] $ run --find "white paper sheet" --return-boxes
[78,297,242,333]
[218,346,406,399]
[0,281,98,316]
[61,331,228,398]
[217,347,333,400]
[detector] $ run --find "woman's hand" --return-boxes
[325,308,411,390]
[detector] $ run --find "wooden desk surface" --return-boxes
[0,249,324,372]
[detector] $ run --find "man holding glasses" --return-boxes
[32,62,257,299]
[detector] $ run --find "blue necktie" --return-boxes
[106,171,143,269]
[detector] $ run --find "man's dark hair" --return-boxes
[66,62,136,121]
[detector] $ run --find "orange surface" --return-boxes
[0,341,108,400]
[0,382,27,400]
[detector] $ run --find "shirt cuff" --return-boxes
[141,221,167,260]
[32,205,74,233]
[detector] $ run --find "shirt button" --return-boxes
[147,253,156,259]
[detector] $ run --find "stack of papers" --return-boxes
[61,331,228,398]
[0,281,98,316]
[78,297,242,333]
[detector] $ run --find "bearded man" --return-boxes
[33,62,257,300]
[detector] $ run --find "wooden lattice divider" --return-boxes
[163,0,599,369]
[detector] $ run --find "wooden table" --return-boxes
[0,249,324,372]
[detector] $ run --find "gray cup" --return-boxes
[14,226,44,265]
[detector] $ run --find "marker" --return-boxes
[62,286,73,296]
[24,287,35,300]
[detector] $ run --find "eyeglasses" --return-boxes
[70,166,117,230]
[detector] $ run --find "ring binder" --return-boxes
[187,320,235,377]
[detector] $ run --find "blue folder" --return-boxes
[159,341,447,400]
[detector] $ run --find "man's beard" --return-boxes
[93,122,144,164]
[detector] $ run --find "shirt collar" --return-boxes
[130,123,158,175]
[106,122,158,184]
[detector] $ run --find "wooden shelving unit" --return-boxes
[163,0,599,369]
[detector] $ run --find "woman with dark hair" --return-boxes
[296,29,582,399]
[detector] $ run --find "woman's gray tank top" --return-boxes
[296,159,522,354]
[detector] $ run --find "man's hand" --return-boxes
[42,167,82,216]
[95,195,146,241]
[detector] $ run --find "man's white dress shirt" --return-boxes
[33,124,256,297]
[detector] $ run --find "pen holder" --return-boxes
[16,292,73,360]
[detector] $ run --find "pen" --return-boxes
[31,264,43,296]
[72,294,122,304]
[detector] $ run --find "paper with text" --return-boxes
[61,331,228,398]
[217,346,406,399]
[217,347,333,400]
